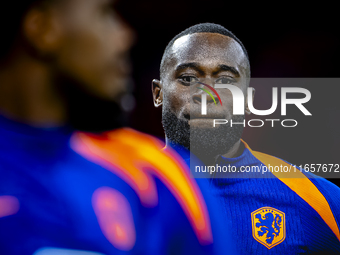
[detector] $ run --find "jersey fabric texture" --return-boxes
[168,139,340,254]
[0,114,234,255]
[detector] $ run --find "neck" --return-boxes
[221,139,244,158]
[0,51,67,127]
[165,137,190,154]
[166,136,245,163]
[165,137,173,148]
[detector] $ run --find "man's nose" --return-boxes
[192,93,217,105]
[192,85,219,105]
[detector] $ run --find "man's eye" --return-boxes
[181,76,198,84]
[215,77,234,84]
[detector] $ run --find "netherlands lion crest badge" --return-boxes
[251,207,286,249]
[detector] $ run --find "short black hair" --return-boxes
[160,23,250,79]
[0,0,50,60]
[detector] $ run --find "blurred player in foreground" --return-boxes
[0,2,234,254]
[152,23,340,254]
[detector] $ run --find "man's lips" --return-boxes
[114,60,131,77]
[111,52,132,77]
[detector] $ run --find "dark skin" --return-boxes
[152,32,254,159]
[0,0,134,127]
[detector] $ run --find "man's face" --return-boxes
[52,0,134,100]
[154,32,249,157]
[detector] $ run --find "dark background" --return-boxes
[117,1,340,186]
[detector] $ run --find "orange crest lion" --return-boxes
[251,207,286,249]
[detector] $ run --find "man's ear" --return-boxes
[245,87,255,115]
[152,79,163,107]
[22,6,62,55]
